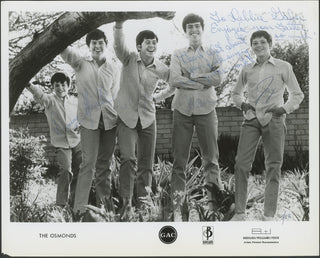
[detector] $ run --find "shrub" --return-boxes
[10,194,73,222]
[251,144,265,175]
[217,133,239,174]
[282,141,309,172]
[271,42,309,99]
[10,178,74,222]
[10,153,309,222]
[9,128,48,196]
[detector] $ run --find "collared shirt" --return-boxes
[156,45,222,116]
[61,47,119,130]
[232,56,304,126]
[28,84,80,148]
[113,26,170,129]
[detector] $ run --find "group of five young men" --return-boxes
[27,13,304,222]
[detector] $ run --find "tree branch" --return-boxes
[9,11,175,112]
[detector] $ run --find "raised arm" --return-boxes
[110,64,120,100]
[169,51,205,90]
[60,46,83,71]
[113,21,131,65]
[26,83,52,108]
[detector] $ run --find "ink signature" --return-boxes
[280,210,293,224]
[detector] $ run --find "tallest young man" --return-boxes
[154,13,224,221]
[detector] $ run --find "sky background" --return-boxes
[7,1,317,109]
[7,1,316,75]
[66,3,315,80]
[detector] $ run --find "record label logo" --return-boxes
[159,226,177,244]
[202,226,214,244]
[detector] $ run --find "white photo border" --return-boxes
[1,1,319,256]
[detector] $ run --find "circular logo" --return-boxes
[159,226,177,244]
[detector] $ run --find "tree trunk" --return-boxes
[9,11,175,113]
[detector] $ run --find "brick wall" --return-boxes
[9,100,309,163]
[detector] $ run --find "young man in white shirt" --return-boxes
[27,72,81,208]
[154,13,224,221]
[60,29,119,217]
[113,21,170,220]
[231,30,304,221]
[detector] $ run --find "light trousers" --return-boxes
[171,109,221,205]
[73,123,116,213]
[117,118,156,200]
[55,143,82,207]
[234,116,286,217]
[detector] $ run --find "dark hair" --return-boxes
[250,30,272,46]
[182,13,204,32]
[51,72,70,87]
[136,30,158,50]
[86,29,108,46]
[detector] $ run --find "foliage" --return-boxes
[217,133,239,174]
[9,128,48,196]
[10,150,309,222]
[9,11,79,115]
[251,145,265,175]
[158,53,171,67]
[13,91,44,115]
[9,12,310,114]
[271,42,309,99]
[282,141,309,171]
[9,11,63,60]
[281,170,309,221]
[10,179,73,222]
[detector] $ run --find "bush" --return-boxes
[218,133,239,174]
[10,194,73,222]
[10,153,309,222]
[282,141,309,172]
[9,128,48,196]
[271,42,309,99]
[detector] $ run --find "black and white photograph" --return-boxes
[1,1,319,256]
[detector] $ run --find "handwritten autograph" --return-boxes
[254,76,278,105]
[280,210,293,224]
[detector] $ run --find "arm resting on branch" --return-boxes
[9,11,175,112]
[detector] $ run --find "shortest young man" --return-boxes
[27,72,82,207]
